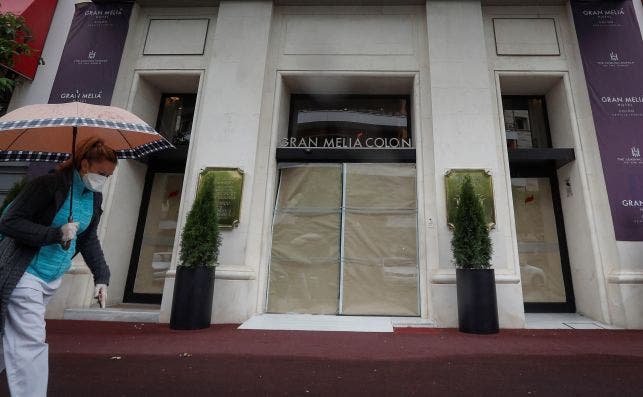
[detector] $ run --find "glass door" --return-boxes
[129,173,184,296]
[267,163,419,316]
[503,94,575,312]
[268,164,342,314]
[511,167,575,312]
[342,164,418,315]
[124,93,195,303]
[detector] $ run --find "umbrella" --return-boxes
[0,101,174,248]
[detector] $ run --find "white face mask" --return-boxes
[82,173,107,192]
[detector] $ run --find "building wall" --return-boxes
[7,0,643,328]
[478,1,643,328]
[608,0,643,328]
[107,3,218,313]
[253,3,437,322]
[480,3,616,325]
[157,1,274,323]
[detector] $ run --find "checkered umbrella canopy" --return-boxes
[0,102,173,162]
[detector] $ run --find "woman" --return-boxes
[0,137,116,397]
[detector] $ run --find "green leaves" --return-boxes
[0,10,32,95]
[451,175,492,269]
[0,11,32,65]
[179,172,222,268]
[0,177,26,215]
[0,76,13,91]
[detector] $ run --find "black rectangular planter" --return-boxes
[456,268,499,334]
[170,266,215,330]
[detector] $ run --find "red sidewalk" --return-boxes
[1,320,642,396]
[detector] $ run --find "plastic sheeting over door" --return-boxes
[342,164,418,315]
[267,163,419,316]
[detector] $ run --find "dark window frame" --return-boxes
[511,164,576,313]
[278,94,415,163]
[288,94,413,140]
[502,95,553,149]
[503,94,576,313]
[124,93,193,304]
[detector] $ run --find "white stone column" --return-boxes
[426,0,524,327]
[605,0,643,329]
[159,1,274,324]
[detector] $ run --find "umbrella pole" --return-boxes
[69,125,77,222]
[62,126,77,251]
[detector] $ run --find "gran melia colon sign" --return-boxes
[280,137,413,149]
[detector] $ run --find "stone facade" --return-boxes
[8,0,643,329]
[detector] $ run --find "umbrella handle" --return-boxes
[61,215,73,251]
[62,127,77,252]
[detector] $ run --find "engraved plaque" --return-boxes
[445,169,495,229]
[199,167,244,228]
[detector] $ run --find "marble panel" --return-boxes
[496,283,526,328]
[100,160,147,304]
[144,19,209,55]
[428,283,458,327]
[284,14,414,55]
[427,2,488,61]
[493,18,560,56]
[428,280,524,328]
[212,279,258,324]
[45,272,93,320]
[620,284,643,328]
[616,241,643,272]
[430,61,493,89]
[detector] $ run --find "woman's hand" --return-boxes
[60,222,79,242]
[94,284,107,308]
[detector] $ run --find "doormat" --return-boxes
[238,314,394,332]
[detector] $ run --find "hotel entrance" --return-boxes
[503,95,576,312]
[124,93,195,303]
[267,95,419,316]
[511,166,575,312]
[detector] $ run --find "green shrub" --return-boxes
[0,10,32,99]
[179,172,221,267]
[0,177,26,215]
[451,175,492,269]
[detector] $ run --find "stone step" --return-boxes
[239,314,437,332]
[63,305,160,323]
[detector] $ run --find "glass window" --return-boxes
[156,94,196,147]
[502,96,550,149]
[289,95,411,145]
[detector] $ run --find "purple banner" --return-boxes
[49,2,132,105]
[572,0,643,240]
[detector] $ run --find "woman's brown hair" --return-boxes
[59,137,117,171]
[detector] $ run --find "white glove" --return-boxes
[60,222,79,242]
[94,284,107,308]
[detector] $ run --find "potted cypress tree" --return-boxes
[170,172,221,330]
[451,175,499,334]
[0,177,26,214]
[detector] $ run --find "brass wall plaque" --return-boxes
[199,167,244,228]
[445,169,495,229]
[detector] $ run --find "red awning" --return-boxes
[0,0,58,80]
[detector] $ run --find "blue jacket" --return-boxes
[26,170,95,282]
[0,168,110,334]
